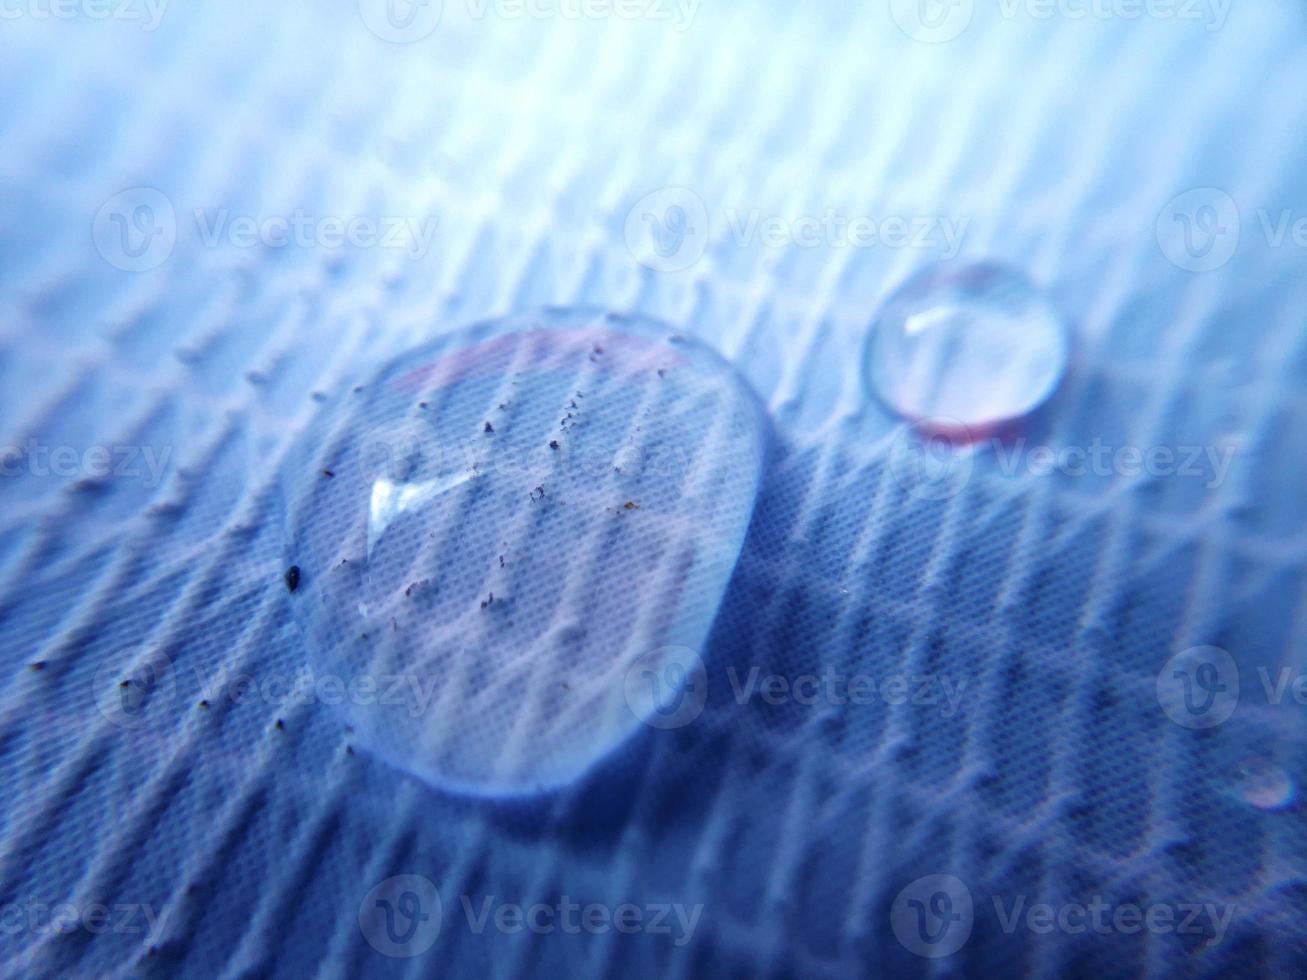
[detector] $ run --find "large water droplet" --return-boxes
[1231,757,1296,811]
[863,263,1069,429]
[282,309,766,796]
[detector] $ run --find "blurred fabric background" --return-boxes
[1,2,1306,976]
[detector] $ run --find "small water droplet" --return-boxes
[864,263,1069,429]
[281,309,766,796]
[1232,757,1296,811]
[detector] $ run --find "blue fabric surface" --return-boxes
[1,3,1306,977]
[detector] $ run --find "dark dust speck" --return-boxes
[419,401,428,409]
[549,440,559,450]
[623,501,640,510]
[481,592,494,609]
[198,699,209,709]
[321,469,334,479]
[498,555,504,567]
[353,385,364,393]
[284,565,301,592]
[484,421,494,433]
[29,661,46,672]
[274,719,285,731]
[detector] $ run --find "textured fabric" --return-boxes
[1,3,1306,978]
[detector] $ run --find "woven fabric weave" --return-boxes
[0,3,1305,977]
